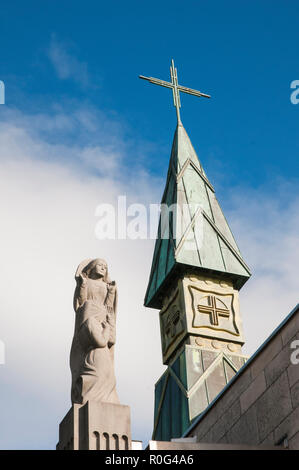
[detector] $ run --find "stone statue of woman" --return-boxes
[70,258,120,405]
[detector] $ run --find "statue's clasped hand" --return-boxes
[107,281,116,293]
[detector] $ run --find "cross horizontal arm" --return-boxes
[139,75,173,90]
[178,85,211,99]
[139,75,211,99]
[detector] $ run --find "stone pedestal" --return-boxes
[57,401,131,450]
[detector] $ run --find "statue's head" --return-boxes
[83,258,110,282]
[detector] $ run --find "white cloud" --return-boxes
[0,105,298,449]
[226,185,299,355]
[0,106,164,449]
[48,35,90,87]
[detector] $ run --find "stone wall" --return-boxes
[186,305,299,449]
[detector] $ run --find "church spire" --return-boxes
[144,122,251,309]
[140,61,250,441]
[140,60,250,309]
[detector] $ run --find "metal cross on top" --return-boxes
[139,59,210,124]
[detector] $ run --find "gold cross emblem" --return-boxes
[197,295,230,326]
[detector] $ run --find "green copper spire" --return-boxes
[144,122,251,309]
[140,61,251,442]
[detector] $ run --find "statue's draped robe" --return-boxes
[70,278,119,405]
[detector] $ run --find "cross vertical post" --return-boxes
[170,59,181,124]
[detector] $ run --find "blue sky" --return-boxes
[1,0,299,186]
[0,0,298,450]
